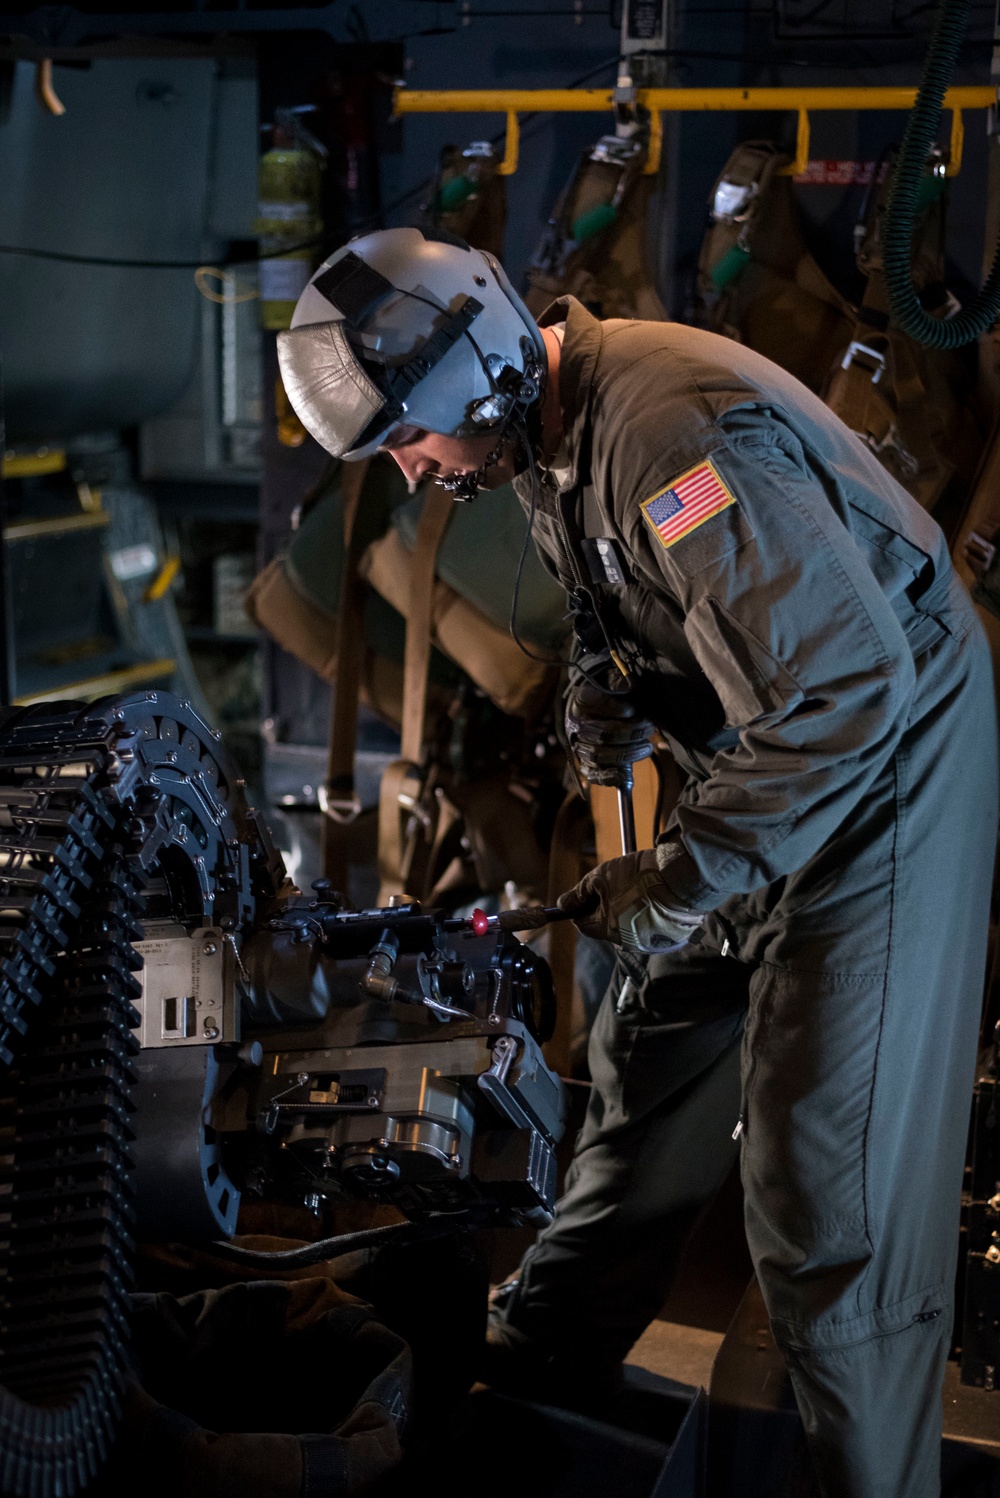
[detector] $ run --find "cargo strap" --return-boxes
[377,487,455,903]
[320,458,370,889]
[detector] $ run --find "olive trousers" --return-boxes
[502,622,998,1497]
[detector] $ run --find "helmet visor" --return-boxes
[277,321,393,459]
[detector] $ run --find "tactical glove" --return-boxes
[557,848,704,953]
[564,679,654,788]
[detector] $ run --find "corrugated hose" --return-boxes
[884,0,1000,348]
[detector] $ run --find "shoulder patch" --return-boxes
[639,459,736,551]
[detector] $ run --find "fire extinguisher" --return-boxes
[257,106,326,333]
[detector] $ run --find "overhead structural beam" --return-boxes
[1,6,342,52]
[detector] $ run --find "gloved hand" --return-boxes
[557,848,704,953]
[564,679,654,788]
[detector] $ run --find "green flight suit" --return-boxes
[500,298,998,1498]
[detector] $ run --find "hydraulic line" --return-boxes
[883,0,1000,348]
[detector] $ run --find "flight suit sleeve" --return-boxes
[622,420,919,911]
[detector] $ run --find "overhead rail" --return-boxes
[392,85,996,179]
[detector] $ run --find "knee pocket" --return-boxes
[741,964,886,1275]
[769,1283,947,1357]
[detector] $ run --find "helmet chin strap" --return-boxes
[436,423,516,503]
[436,351,545,503]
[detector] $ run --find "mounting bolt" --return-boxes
[203,939,218,957]
[203,1020,219,1039]
[488,1014,501,1026]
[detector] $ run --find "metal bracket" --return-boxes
[317,783,363,824]
[478,1034,536,1133]
[841,340,887,384]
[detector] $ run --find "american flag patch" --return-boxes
[639,459,736,550]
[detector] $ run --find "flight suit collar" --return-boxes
[536,296,604,495]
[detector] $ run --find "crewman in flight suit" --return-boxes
[276,226,999,1498]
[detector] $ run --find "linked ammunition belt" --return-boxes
[0,695,281,1497]
[0,716,134,1498]
[0,716,140,1497]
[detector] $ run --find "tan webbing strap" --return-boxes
[377,487,455,902]
[376,761,422,904]
[401,487,454,764]
[825,269,894,435]
[825,266,950,511]
[543,791,591,1076]
[320,458,371,888]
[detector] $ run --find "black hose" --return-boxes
[883,0,1000,348]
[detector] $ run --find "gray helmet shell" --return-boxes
[279,227,545,460]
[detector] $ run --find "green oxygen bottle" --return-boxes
[257,108,325,332]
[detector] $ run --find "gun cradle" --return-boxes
[131,894,566,1240]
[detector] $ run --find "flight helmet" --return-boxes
[277,226,546,470]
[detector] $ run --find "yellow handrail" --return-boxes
[498,111,519,175]
[394,84,995,177]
